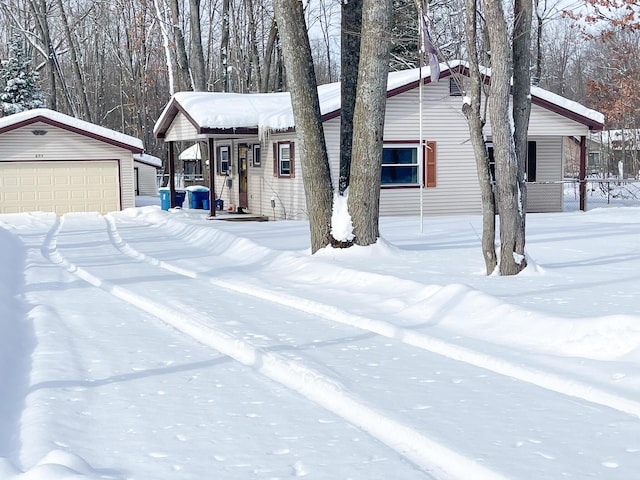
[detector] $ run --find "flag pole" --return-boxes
[418,3,424,234]
[416,0,440,234]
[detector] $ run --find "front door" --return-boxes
[238,144,249,210]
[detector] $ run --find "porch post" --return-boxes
[579,135,586,211]
[208,138,216,217]
[168,141,176,208]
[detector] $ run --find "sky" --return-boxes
[1,201,640,479]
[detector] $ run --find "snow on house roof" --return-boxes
[0,108,144,152]
[179,143,202,160]
[154,61,604,138]
[530,86,604,126]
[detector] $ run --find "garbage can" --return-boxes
[160,189,170,211]
[190,190,209,209]
[160,188,186,210]
[215,199,224,211]
[174,190,186,208]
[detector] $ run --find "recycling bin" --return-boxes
[159,189,186,210]
[190,190,210,209]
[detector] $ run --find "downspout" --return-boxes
[579,135,586,211]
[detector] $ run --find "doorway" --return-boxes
[238,144,249,211]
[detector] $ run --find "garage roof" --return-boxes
[0,108,144,153]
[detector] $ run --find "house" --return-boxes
[178,143,206,186]
[588,129,640,178]
[153,62,604,219]
[0,108,144,215]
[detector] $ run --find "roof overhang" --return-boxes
[0,109,144,153]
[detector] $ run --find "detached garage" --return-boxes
[0,108,144,215]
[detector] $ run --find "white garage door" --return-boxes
[0,160,120,215]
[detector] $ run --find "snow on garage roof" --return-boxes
[0,108,144,152]
[154,61,604,138]
[133,152,162,168]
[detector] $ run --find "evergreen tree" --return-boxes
[1,34,44,116]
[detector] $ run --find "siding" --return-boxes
[0,121,135,209]
[134,162,159,196]
[322,82,483,217]
[259,133,307,220]
[526,136,563,212]
[165,113,201,142]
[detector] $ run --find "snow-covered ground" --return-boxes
[1,204,639,479]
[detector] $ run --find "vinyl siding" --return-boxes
[526,136,563,212]
[323,81,483,216]
[0,121,135,210]
[165,113,201,142]
[249,133,306,220]
[134,162,159,196]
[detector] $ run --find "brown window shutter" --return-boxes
[289,142,295,178]
[216,146,221,175]
[425,141,436,187]
[273,142,279,177]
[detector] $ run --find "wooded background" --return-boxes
[0,0,638,159]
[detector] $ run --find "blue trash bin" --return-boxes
[160,189,170,211]
[190,190,209,209]
[174,190,186,208]
[215,199,224,211]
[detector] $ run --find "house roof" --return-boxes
[0,108,144,153]
[154,61,604,139]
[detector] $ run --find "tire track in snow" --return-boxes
[43,215,508,480]
[105,214,640,421]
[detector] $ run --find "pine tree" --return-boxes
[1,34,45,116]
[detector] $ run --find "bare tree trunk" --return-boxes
[245,0,262,91]
[220,0,231,92]
[513,0,532,264]
[534,0,543,84]
[272,0,333,253]
[261,19,278,92]
[169,0,191,90]
[348,0,393,246]
[189,0,206,91]
[339,0,362,195]
[55,0,92,120]
[27,0,57,109]
[462,0,497,274]
[154,0,176,95]
[485,0,523,275]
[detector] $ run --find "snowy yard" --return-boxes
[1,205,639,479]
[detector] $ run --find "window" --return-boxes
[381,142,436,187]
[382,145,419,185]
[217,145,230,174]
[527,141,537,182]
[253,143,261,167]
[184,160,202,177]
[450,78,462,96]
[273,141,295,178]
[486,140,536,182]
